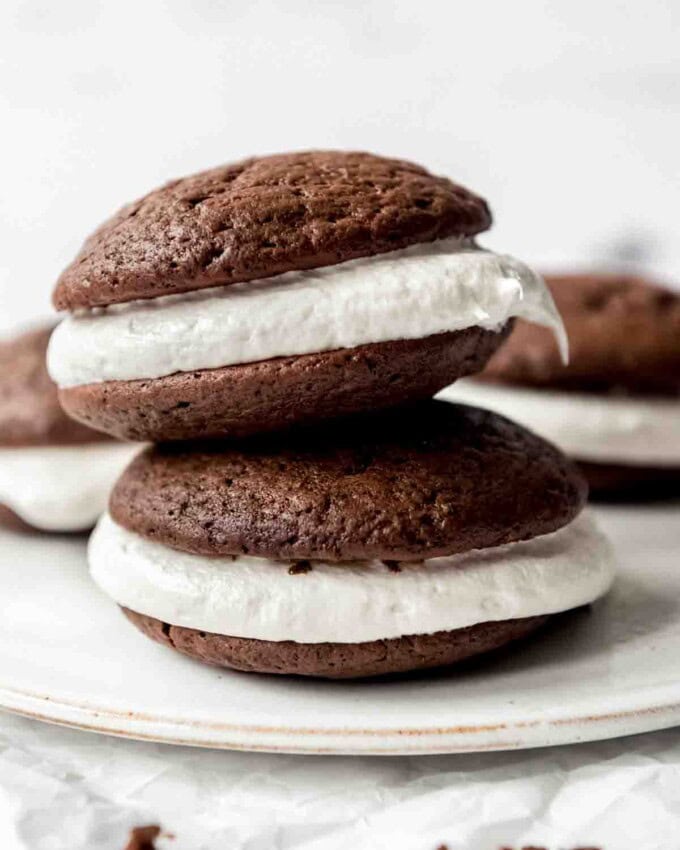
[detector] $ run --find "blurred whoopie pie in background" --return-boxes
[441,273,680,499]
[0,325,139,532]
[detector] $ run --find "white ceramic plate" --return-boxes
[1,504,679,754]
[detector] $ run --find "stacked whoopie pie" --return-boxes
[48,151,615,678]
[0,325,138,533]
[444,273,680,499]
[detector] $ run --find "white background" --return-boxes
[0,0,679,333]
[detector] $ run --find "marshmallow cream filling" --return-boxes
[0,443,142,531]
[439,381,680,466]
[89,511,614,644]
[48,239,567,388]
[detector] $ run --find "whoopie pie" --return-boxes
[88,402,614,678]
[0,325,138,532]
[48,151,563,442]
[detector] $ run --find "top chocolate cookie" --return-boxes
[53,151,492,310]
[0,325,109,446]
[482,273,680,395]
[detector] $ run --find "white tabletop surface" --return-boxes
[2,710,680,850]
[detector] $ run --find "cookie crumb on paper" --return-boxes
[124,824,161,850]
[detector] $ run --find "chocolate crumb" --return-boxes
[383,560,402,573]
[124,825,161,850]
[288,560,312,575]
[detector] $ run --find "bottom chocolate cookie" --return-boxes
[0,503,38,534]
[122,607,550,679]
[579,461,680,501]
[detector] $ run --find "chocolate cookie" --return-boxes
[58,325,509,442]
[0,503,37,534]
[0,325,108,447]
[110,401,585,561]
[482,273,680,396]
[53,151,492,310]
[576,462,680,501]
[122,607,550,679]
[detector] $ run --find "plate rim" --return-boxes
[3,680,680,755]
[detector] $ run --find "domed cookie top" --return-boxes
[53,150,492,310]
[0,325,109,446]
[482,273,680,395]
[110,401,585,562]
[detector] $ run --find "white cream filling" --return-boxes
[48,239,566,387]
[0,443,142,531]
[89,511,614,644]
[439,381,680,466]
